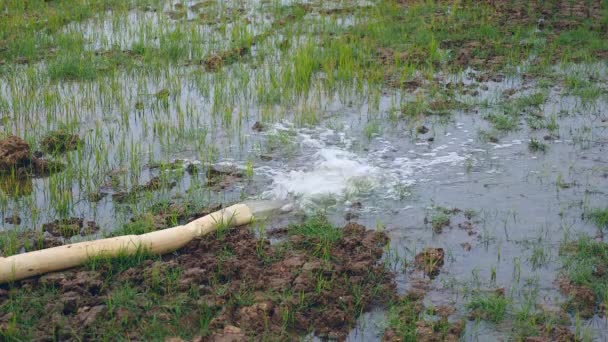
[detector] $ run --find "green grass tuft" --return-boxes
[587,208,608,230]
[289,215,342,260]
[466,292,509,323]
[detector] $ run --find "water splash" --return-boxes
[258,122,470,208]
[266,147,379,200]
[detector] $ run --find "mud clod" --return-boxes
[0,135,31,170]
[557,277,596,318]
[4,215,21,225]
[414,248,445,278]
[383,293,464,342]
[251,121,265,132]
[209,325,247,342]
[207,163,245,189]
[416,125,429,134]
[0,136,64,179]
[203,47,249,72]
[75,305,106,326]
[40,131,82,154]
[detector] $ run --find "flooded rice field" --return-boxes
[0,0,607,340]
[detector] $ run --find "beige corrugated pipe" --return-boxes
[0,201,287,284]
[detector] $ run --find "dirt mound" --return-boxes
[0,136,30,170]
[0,135,64,179]
[176,222,394,339]
[203,47,249,72]
[40,130,82,154]
[414,247,445,278]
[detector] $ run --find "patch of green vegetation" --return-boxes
[427,206,461,233]
[560,237,608,300]
[586,208,608,230]
[85,245,156,277]
[0,285,61,340]
[386,297,419,340]
[0,0,161,63]
[514,92,547,109]
[564,75,605,102]
[556,26,608,62]
[528,138,547,153]
[40,130,82,153]
[431,213,450,233]
[265,130,297,156]
[0,267,203,341]
[466,292,509,323]
[464,209,478,220]
[364,121,381,140]
[386,296,464,341]
[401,98,429,117]
[558,236,608,320]
[528,244,549,269]
[510,303,571,341]
[47,55,98,81]
[112,213,158,236]
[0,230,25,256]
[487,113,518,131]
[289,215,342,260]
[400,93,467,118]
[0,229,49,256]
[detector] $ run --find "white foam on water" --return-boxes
[266,148,378,200]
[492,139,523,149]
[259,122,470,207]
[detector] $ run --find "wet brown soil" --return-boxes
[414,248,444,278]
[206,164,245,190]
[0,222,395,340]
[0,136,64,179]
[557,276,597,319]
